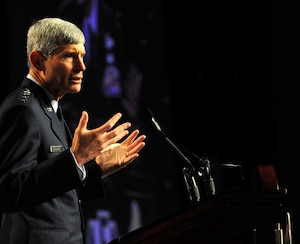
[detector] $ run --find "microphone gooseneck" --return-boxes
[145,107,195,172]
[145,107,216,203]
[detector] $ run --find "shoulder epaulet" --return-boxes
[18,88,32,103]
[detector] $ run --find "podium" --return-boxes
[109,189,289,244]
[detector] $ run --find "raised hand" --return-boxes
[96,129,146,178]
[71,111,132,165]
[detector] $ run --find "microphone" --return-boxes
[145,107,201,202]
[145,107,195,172]
[192,154,216,197]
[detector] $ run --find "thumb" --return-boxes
[76,111,89,132]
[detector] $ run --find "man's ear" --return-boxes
[29,51,45,71]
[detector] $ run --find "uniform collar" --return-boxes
[26,74,58,113]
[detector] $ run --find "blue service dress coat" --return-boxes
[0,77,104,244]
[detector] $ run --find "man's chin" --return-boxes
[69,85,82,93]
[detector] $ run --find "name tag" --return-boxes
[50,145,64,152]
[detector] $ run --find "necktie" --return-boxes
[57,105,66,134]
[56,105,63,121]
[57,105,73,145]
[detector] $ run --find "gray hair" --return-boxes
[26,17,85,68]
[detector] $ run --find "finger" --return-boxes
[99,122,132,147]
[76,111,89,132]
[121,130,139,146]
[94,112,123,133]
[124,141,146,163]
[126,135,146,151]
[125,135,146,156]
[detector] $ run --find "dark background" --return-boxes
[3,0,300,242]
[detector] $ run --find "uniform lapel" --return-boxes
[45,104,69,148]
[22,78,70,147]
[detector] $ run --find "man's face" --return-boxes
[43,43,86,100]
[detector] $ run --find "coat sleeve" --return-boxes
[78,160,105,201]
